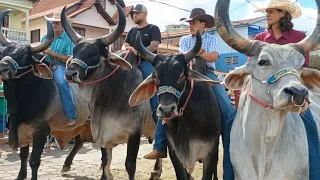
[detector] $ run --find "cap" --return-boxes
[132,4,148,13]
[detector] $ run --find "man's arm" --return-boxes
[146,41,160,53]
[200,51,219,62]
[146,25,161,53]
[44,49,70,62]
[44,38,74,63]
[200,35,219,62]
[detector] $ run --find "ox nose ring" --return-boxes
[291,96,306,107]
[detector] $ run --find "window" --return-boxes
[31,29,40,43]
[113,35,125,51]
[73,26,86,37]
[1,14,9,28]
[225,56,239,65]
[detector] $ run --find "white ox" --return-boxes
[215,0,320,179]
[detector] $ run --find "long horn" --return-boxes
[61,6,83,44]
[0,9,12,46]
[215,0,261,56]
[30,20,54,54]
[135,31,156,63]
[100,3,126,46]
[297,0,320,52]
[183,29,202,62]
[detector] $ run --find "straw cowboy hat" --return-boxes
[45,11,72,23]
[254,0,301,18]
[180,8,215,28]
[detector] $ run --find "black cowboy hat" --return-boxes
[180,8,214,28]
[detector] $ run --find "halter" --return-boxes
[66,50,137,86]
[67,57,102,77]
[1,56,30,77]
[248,68,310,109]
[159,63,194,124]
[0,55,47,79]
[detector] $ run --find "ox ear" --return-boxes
[301,68,320,94]
[107,52,132,70]
[31,60,53,79]
[224,65,250,90]
[186,68,220,86]
[129,74,157,107]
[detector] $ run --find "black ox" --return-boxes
[129,30,222,180]
[0,9,95,180]
[62,3,158,180]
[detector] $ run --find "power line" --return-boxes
[230,1,248,13]
[148,0,191,12]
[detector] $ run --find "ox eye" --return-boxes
[258,60,270,66]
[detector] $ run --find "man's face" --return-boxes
[189,19,205,36]
[266,8,286,26]
[52,21,63,32]
[133,12,147,24]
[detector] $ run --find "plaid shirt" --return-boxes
[179,32,218,69]
[41,31,75,66]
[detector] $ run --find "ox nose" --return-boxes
[159,104,176,118]
[284,87,308,106]
[65,69,78,81]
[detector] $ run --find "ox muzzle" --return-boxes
[156,83,186,119]
[0,56,29,79]
[65,57,101,83]
[252,68,310,109]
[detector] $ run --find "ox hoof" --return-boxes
[100,173,114,180]
[149,172,161,180]
[61,165,71,173]
[15,172,27,180]
[15,175,27,180]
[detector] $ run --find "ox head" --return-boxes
[215,0,320,112]
[62,3,132,83]
[0,10,54,80]
[128,30,219,118]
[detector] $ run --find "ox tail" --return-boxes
[8,115,19,150]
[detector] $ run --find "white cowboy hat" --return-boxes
[254,0,301,18]
[45,11,72,23]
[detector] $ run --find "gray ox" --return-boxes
[0,10,91,180]
[215,0,320,179]
[62,4,157,180]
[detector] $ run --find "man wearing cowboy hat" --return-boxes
[143,9,237,177]
[41,11,77,127]
[253,0,320,179]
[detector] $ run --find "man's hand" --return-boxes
[43,48,54,56]
[198,48,206,56]
[126,46,137,55]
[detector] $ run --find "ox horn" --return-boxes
[61,6,83,44]
[135,31,156,63]
[30,20,54,54]
[100,3,126,46]
[297,0,320,52]
[183,29,202,62]
[215,0,261,56]
[0,9,12,46]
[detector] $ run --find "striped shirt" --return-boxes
[41,31,75,66]
[179,32,218,69]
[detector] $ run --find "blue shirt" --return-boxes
[40,31,74,66]
[179,32,218,69]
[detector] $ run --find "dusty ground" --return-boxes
[0,138,223,180]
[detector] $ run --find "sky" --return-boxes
[124,0,318,34]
